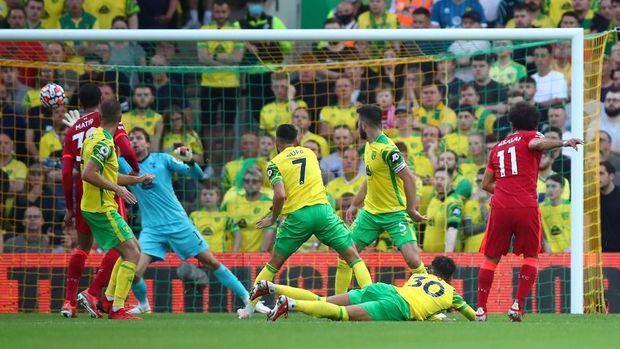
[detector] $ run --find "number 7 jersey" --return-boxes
[267,146,328,215]
[487,130,543,209]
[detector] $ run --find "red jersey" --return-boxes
[62,111,139,212]
[486,130,543,209]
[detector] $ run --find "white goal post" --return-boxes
[0,28,585,314]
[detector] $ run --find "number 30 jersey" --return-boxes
[487,130,543,209]
[395,274,470,321]
[267,146,328,215]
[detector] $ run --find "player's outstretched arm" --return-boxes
[459,305,477,321]
[82,160,138,205]
[397,167,427,222]
[346,180,367,225]
[528,137,584,152]
[114,130,140,174]
[117,173,155,186]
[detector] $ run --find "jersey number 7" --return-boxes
[292,158,306,185]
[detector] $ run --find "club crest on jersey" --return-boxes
[371,151,377,160]
[202,228,214,236]
[366,165,372,176]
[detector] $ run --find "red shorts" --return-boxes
[480,207,542,257]
[75,194,128,235]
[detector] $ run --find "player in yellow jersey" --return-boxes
[238,124,372,319]
[540,174,571,252]
[251,255,476,321]
[336,105,428,294]
[80,100,153,320]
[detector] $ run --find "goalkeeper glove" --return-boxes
[62,109,81,128]
[174,146,194,164]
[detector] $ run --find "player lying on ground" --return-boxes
[475,102,583,322]
[80,99,155,320]
[61,84,141,318]
[118,127,255,314]
[337,105,427,294]
[251,255,476,322]
[238,124,372,319]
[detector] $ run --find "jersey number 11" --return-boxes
[497,146,518,177]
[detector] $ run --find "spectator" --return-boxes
[505,0,554,28]
[197,0,243,135]
[344,64,372,104]
[137,0,177,29]
[0,83,27,159]
[332,0,358,29]
[320,125,357,180]
[326,147,365,206]
[240,0,292,121]
[471,55,508,115]
[222,167,275,252]
[435,59,462,109]
[600,0,614,22]
[611,42,620,70]
[600,130,620,185]
[424,168,463,252]
[547,105,575,158]
[0,133,27,228]
[462,168,488,252]
[3,206,51,253]
[559,11,581,28]
[572,0,609,33]
[6,6,26,28]
[458,132,487,183]
[348,0,370,18]
[447,11,491,81]
[414,79,457,135]
[122,85,164,151]
[412,6,432,28]
[490,40,527,86]
[260,72,307,137]
[1,66,28,115]
[148,54,187,114]
[12,164,55,233]
[318,77,358,139]
[313,19,358,73]
[431,0,487,28]
[258,133,275,160]
[544,127,572,181]
[292,52,331,126]
[614,69,620,91]
[293,107,329,158]
[221,132,264,192]
[40,0,65,29]
[540,174,571,253]
[374,82,398,134]
[601,55,614,101]
[109,15,147,70]
[413,125,440,185]
[79,49,130,100]
[0,168,9,234]
[38,105,65,166]
[190,185,239,253]
[438,149,472,199]
[161,107,204,165]
[531,45,569,106]
[393,106,423,155]
[25,0,44,28]
[58,0,99,33]
[535,149,569,202]
[44,42,79,98]
[600,89,620,157]
[600,161,620,252]
[441,105,475,159]
[458,83,497,137]
[84,0,140,29]
[357,0,401,56]
[516,76,549,119]
[182,0,213,29]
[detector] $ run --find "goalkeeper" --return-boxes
[251,256,476,322]
[116,127,257,314]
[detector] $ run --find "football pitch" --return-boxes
[1,313,620,349]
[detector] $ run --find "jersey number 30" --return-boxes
[496,146,518,177]
[408,276,445,298]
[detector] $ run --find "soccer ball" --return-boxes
[40,82,66,109]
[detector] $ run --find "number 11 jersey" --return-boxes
[487,130,543,209]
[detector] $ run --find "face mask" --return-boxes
[337,14,353,24]
[248,3,263,17]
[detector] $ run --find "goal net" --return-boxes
[0,28,608,314]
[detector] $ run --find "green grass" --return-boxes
[1,313,619,349]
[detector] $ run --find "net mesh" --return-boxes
[0,32,607,314]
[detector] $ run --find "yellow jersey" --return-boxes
[411,153,434,182]
[80,128,118,213]
[364,133,408,214]
[544,0,575,26]
[39,130,63,160]
[260,100,308,136]
[541,200,571,252]
[190,209,238,253]
[536,175,570,203]
[162,130,204,156]
[473,105,496,136]
[198,21,243,88]
[357,11,400,57]
[396,274,471,321]
[121,109,163,137]
[505,13,555,28]
[440,133,470,159]
[221,157,270,191]
[423,191,463,252]
[458,160,484,184]
[1,157,27,216]
[326,174,366,200]
[319,105,358,131]
[24,89,42,108]
[300,132,329,158]
[40,0,65,29]
[393,132,423,156]
[490,61,527,86]
[221,190,274,252]
[414,103,457,131]
[83,0,141,29]
[267,146,328,215]
[462,198,488,252]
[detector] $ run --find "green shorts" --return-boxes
[351,209,417,249]
[274,204,353,258]
[348,283,410,321]
[82,210,134,252]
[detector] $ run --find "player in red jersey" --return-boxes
[60,84,140,318]
[475,102,582,322]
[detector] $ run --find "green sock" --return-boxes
[334,258,352,294]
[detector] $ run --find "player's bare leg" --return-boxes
[61,232,93,318]
[399,242,427,274]
[476,255,501,321]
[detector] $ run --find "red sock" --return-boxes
[516,258,538,310]
[477,259,498,311]
[65,249,88,306]
[87,249,120,298]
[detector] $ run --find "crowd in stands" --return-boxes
[1,0,620,255]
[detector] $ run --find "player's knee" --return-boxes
[404,254,421,269]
